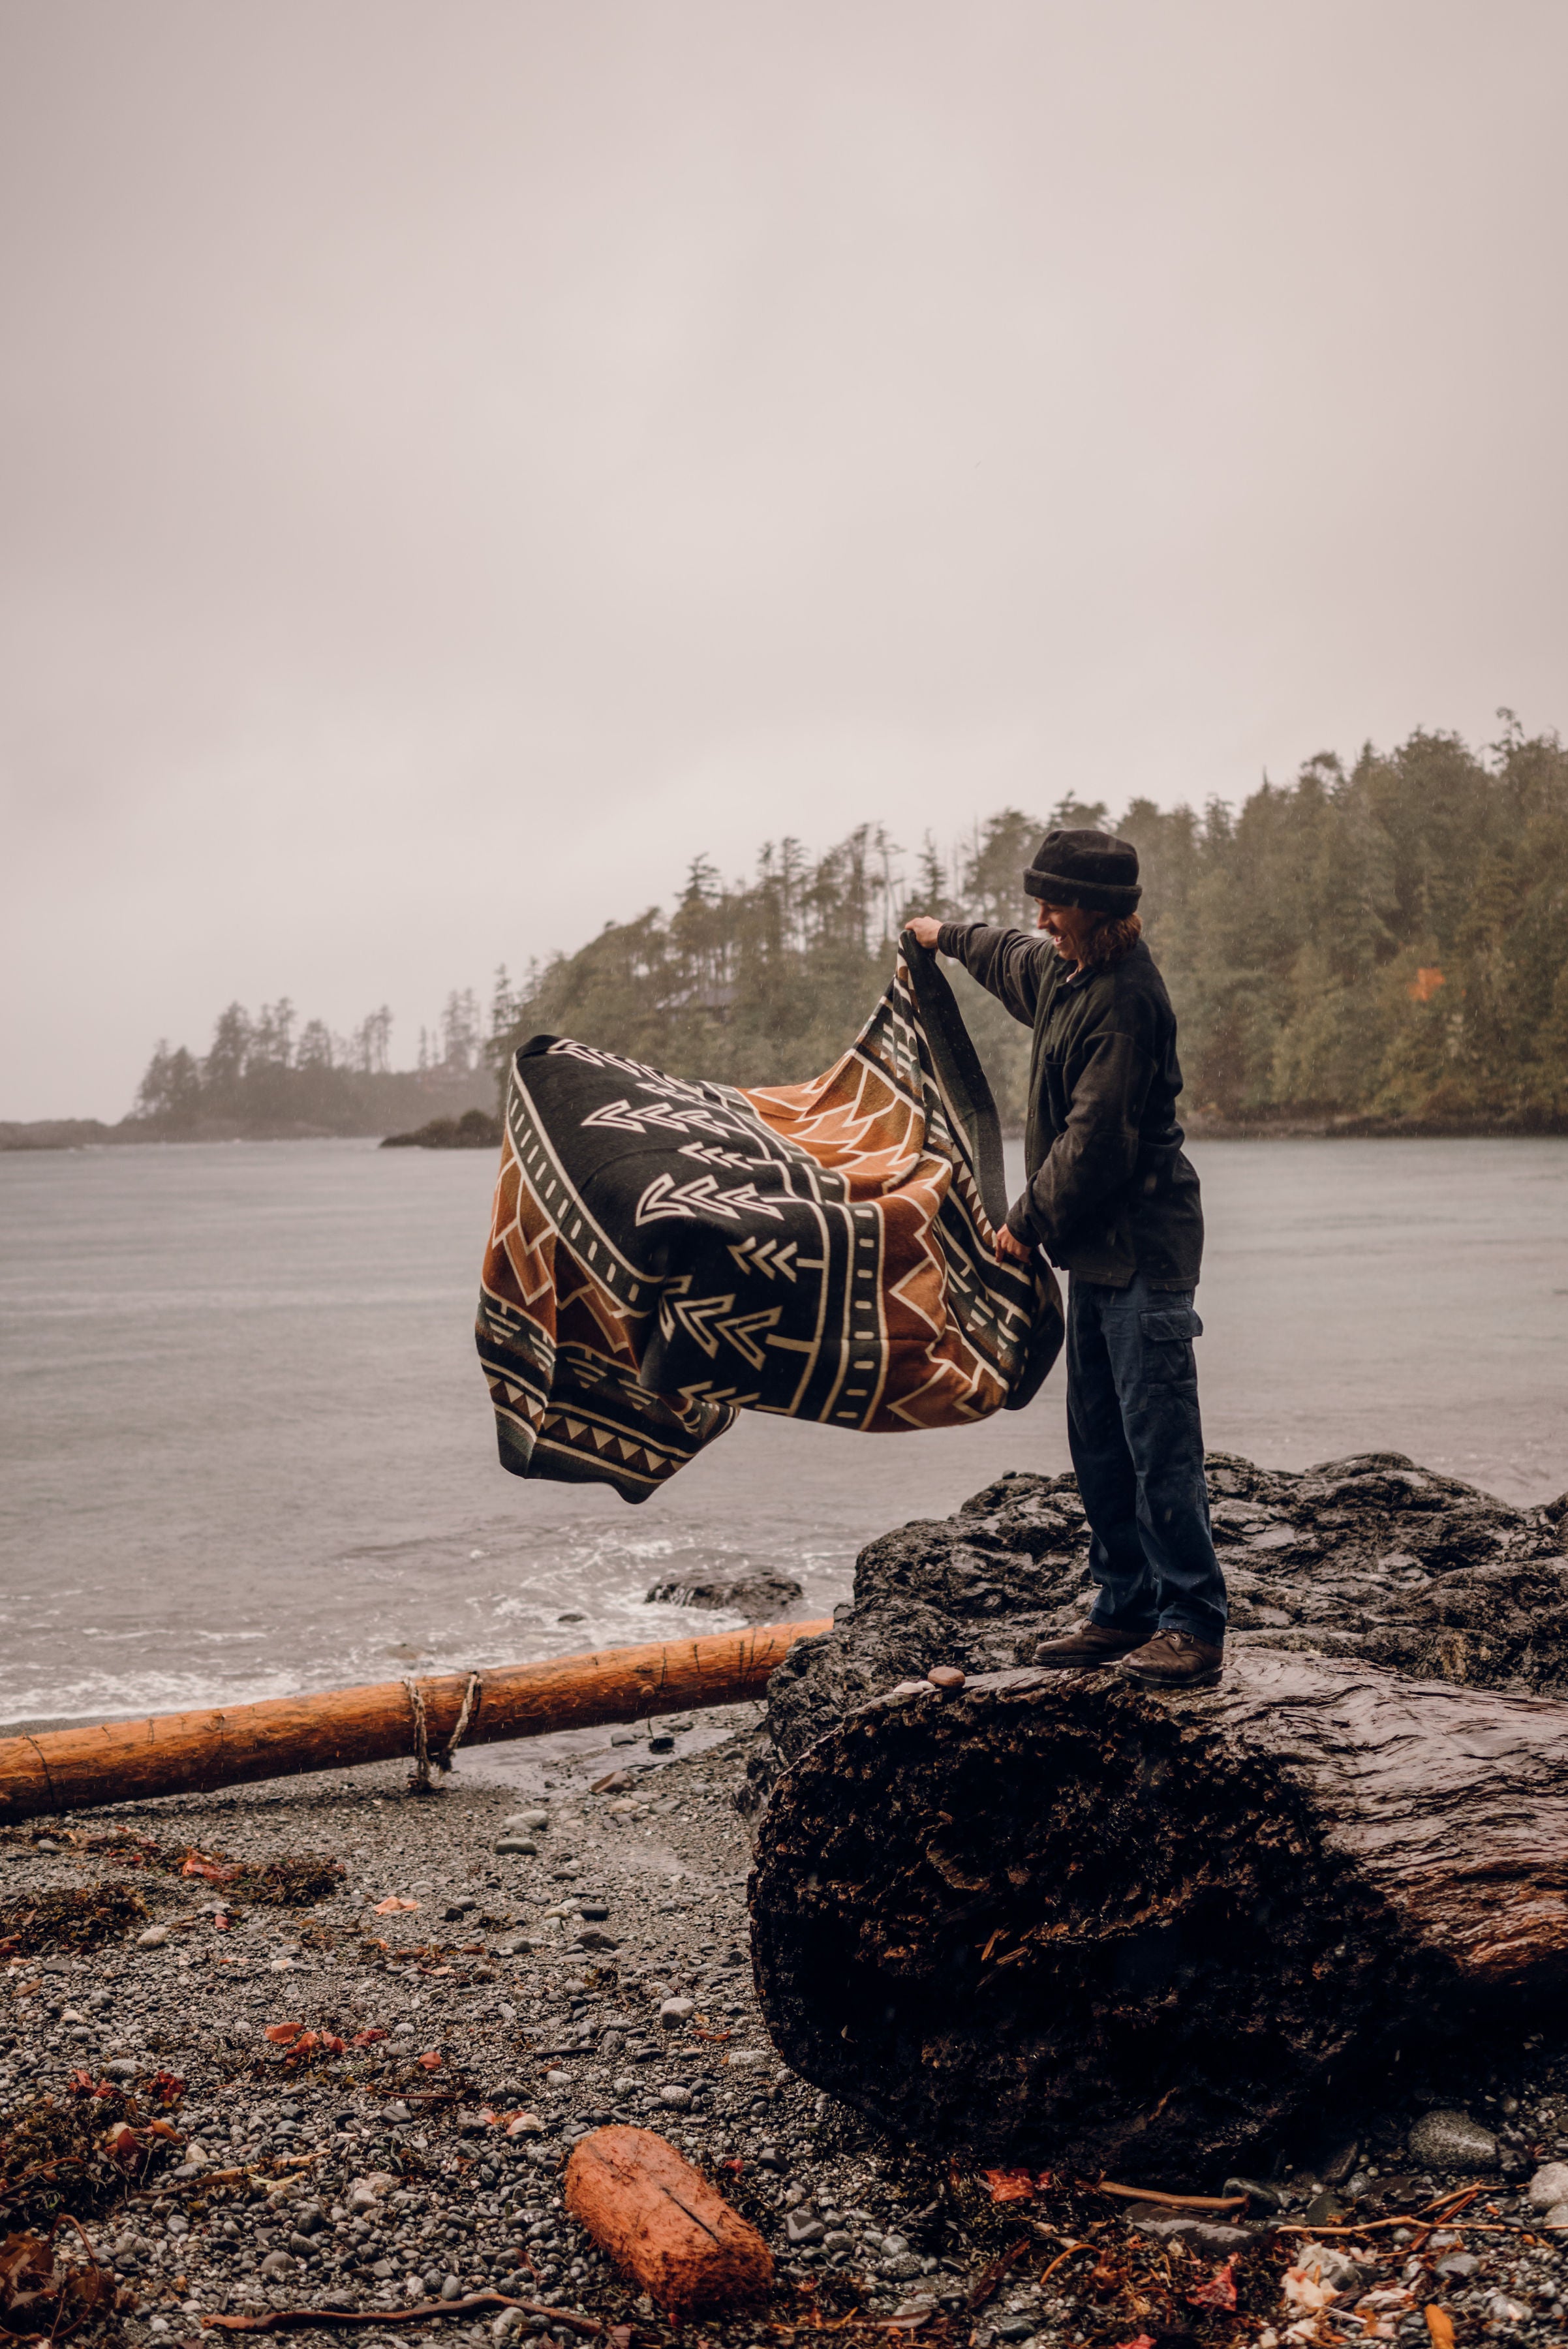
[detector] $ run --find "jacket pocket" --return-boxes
[1139,1305,1203,1380]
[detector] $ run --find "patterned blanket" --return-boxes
[475,934,1064,1502]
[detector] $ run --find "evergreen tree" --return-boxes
[134,1042,203,1126]
[203,1003,252,1106]
[296,1019,335,1069]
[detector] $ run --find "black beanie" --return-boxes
[1022,827,1141,914]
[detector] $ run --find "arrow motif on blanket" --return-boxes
[716,1305,782,1368]
[676,1378,761,1412]
[634,1074,716,1105]
[660,1290,736,1359]
[728,1235,818,1283]
[583,1098,746,1140]
[634,1172,786,1225]
[679,1141,763,1171]
[657,1293,782,1369]
[546,1039,649,1076]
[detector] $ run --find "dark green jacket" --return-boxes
[937,924,1203,1289]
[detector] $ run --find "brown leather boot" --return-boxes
[1119,1629,1225,1689]
[1032,1621,1150,1670]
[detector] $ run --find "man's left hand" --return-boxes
[994,1222,1033,1265]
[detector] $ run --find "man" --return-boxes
[908,827,1225,1689]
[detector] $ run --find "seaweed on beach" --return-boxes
[0,1886,146,1958]
[293,1919,348,1952]
[0,2221,134,2349]
[0,2081,179,2349]
[13,1828,344,1910]
[230,1854,343,1907]
[0,2081,183,2234]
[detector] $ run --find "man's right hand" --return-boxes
[905,915,942,949]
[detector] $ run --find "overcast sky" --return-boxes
[3,1,1565,1119]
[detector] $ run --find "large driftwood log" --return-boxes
[748,1651,1568,2182]
[737,1449,1568,1829]
[0,1620,830,1824]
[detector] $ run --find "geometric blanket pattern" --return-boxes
[475,934,1064,1502]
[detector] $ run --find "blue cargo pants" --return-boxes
[1066,1271,1227,1646]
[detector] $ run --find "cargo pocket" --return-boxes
[1139,1305,1202,1381]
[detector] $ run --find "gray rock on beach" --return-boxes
[1287,2241,1364,2290]
[1133,2215,1255,2257]
[1407,2108,1498,2171]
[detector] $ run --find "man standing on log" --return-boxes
[908,829,1225,1689]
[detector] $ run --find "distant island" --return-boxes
[8,718,1567,1149]
[1,991,500,1150]
[381,1108,503,1150]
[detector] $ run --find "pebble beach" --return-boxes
[7,1700,1568,2349]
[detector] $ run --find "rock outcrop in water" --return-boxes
[645,1571,805,1623]
[380,1106,503,1149]
[738,1449,1568,1828]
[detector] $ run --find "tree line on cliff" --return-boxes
[117,714,1567,1144]
[493,716,1568,1133]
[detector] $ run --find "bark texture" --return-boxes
[748,1650,1568,2183]
[738,1449,1568,1828]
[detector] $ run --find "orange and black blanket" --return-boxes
[475,934,1064,1501]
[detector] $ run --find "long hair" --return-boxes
[1075,910,1143,971]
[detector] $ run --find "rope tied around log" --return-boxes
[402,1673,482,1794]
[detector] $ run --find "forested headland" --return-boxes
[495,718,1568,1135]
[8,718,1564,1150]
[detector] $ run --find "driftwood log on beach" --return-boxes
[740,1450,1568,2179]
[748,1650,1568,2183]
[739,1451,1568,1835]
[0,1618,830,1824]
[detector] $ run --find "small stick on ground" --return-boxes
[966,2236,1031,2311]
[203,2292,602,2335]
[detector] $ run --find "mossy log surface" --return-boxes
[748,1650,1568,2181]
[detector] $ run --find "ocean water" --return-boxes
[2,1135,1565,1730]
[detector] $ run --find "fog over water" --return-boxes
[4,1,1567,1118]
[3,1136,1563,1730]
